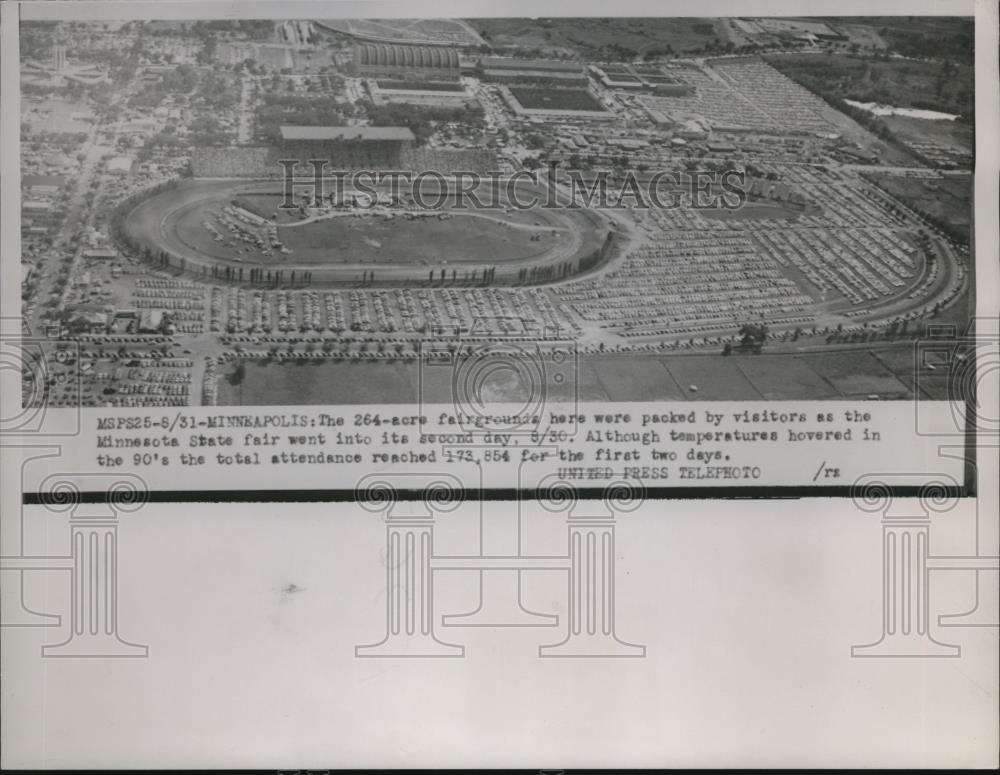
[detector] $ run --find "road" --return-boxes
[26,65,149,336]
[237,73,255,144]
[27,126,107,335]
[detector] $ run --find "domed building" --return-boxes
[352,43,460,81]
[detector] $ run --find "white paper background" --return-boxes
[2,0,997,768]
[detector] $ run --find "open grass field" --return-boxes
[868,173,972,242]
[880,114,974,158]
[275,212,561,266]
[315,18,483,46]
[217,345,934,405]
[799,350,910,398]
[819,17,974,63]
[21,98,94,135]
[475,18,721,57]
[765,52,974,123]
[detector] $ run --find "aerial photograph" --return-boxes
[18,16,975,407]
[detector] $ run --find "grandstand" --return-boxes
[352,43,460,80]
[190,139,493,178]
[279,125,416,168]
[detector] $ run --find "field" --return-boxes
[510,87,605,112]
[765,52,975,123]
[880,114,974,159]
[21,98,94,134]
[275,213,561,266]
[216,345,933,405]
[867,173,972,243]
[218,41,292,69]
[315,18,483,46]
[820,17,974,62]
[799,350,910,397]
[475,18,721,57]
[170,203,561,266]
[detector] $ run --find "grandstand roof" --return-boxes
[22,174,67,189]
[279,126,416,142]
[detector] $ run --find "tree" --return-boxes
[227,360,247,388]
[737,323,770,354]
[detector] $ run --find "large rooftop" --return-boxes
[279,126,416,142]
[355,43,460,70]
[478,57,585,73]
